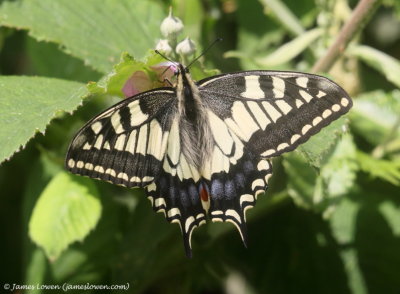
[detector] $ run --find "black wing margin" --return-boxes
[198,70,352,158]
[65,89,176,188]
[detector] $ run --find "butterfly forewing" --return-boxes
[66,89,176,187]
[199,71,352,158]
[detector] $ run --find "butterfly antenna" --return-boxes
[155,50,179,66]
[186,38,223,69]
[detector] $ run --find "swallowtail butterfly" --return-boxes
[66,63,352,257]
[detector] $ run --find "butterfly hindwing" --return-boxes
[205,152,272,245]
[146,115,207,257]
[199,71,352,158]
[195,109,272,244]
[66,89,176,187]
[146,164,206,258]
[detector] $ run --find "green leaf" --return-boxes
[106,51,165,95]
[379,201,400,237]
[349,45,400,88]
[329,197,368,294]
[255,28,321,67]
[232,0,283,70]
[350,90,400,155]
[29,171,101,260]
[356,151,400,185]
[49,182,126,284]
[283,152,317,210]
[91,51,163,97]
[330,197,359,245]
[190,64,221,81]
[284,134,357,214]
[22,155,63,288]
[258,0,305,36]
[228,0,317,69]
[330,187,400,294]
[26,36,102,82]
[0,76,87,164]
[297,116,348,168]
[0,0,165,73]
[318,134,358,216]
[321,134,358,196]
[23,156,127,285]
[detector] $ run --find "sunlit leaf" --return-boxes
[321,134,358,198]
[29,171,101,260]
[297,117,348,168]
[356,151,400,185]
[0,0,165,73]
[0,76,86,164]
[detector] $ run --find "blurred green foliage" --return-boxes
[0,0,399,293]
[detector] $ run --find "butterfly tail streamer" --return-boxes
[145,170,207,258]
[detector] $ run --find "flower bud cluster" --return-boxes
[160,9,183,38]
[122,9,196,98]
[156,8,196,58]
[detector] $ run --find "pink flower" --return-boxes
[122,62,179,98]
[151,61,178,84]
[122,70,152,97]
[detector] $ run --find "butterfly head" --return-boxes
[177,63,190,74]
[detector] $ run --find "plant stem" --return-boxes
[311,0,381,73]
